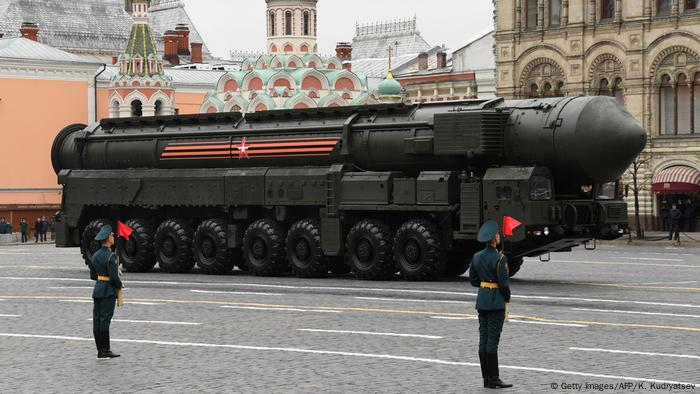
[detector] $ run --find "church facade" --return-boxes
[494,0,700,230]
[200,0,378,113]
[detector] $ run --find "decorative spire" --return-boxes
[118,0,163,76]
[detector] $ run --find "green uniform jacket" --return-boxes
[469,246,511,310]
[90,247,122,299]
[20,222,28,233]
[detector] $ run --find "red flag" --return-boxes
[503,216,522,237]
[117,221,134,239]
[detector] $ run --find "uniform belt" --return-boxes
[480,282,498,289]
[97,276,110,282]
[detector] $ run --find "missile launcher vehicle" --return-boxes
[51,96,646,280]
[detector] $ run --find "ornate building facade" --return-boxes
[108,0,175,118]
[495,0,700,229]
[200,0,377,113]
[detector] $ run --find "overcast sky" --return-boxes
[182,0,494,58]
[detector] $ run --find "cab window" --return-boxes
[530,176,552,200]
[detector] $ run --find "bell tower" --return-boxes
[265,0,318,55]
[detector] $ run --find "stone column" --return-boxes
[538,0,545,29]
[515,0,522,30]
[588,0,596,24]
[672,0,679,15]
[614,0,622,22]
[562,0,569,26]
[141,104,155,117]
[644,0,652,17]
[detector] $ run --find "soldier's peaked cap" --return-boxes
[95,225,113,241]
[477,220,499,243]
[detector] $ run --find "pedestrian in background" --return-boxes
[0,217,6,234]
[34,217,41,242]
[684,199,696,232]
[669,203,682,245]
[20,219,28,243]
[40,216,48,242]
[469,220,513,389]
[90,225,122,360]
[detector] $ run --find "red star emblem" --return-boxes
[237,137,250,159]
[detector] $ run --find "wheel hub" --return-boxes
[252,238,267,260]
[403,239,421,264]
[356,239,373,264]
[201,237,216,259]
[162,237,176,257]
[295,238,311,261]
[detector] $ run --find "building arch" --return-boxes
[223,96,249,112]
[317,93,349,108]
[303,54,322,69]
[285,93,317,109]
[518,57,567,98]
[582,39,628,60]
[649,44,700,78]
[330,70,362,91]
[324,58,343,70]
[267,72,297,89]
[249,94,277,113]
[300,69,330,90]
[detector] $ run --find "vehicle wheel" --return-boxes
[393,220,444,281]
[80,218,113,265]
[118,218,156,273]
[443,248,472,278]
[243,219,286,277]
[155,219,195,273]
[194,219,233,275]
[286,220,329,278]
[329,257,351,275]
[346,220,394,280]
[508,257,524,278]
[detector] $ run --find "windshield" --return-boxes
[530,176,553,200]
[596,181,617,200]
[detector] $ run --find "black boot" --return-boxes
[102,331,120,358]
[479,352,488,388]
[96,332,109,360]
[486,352,512,389]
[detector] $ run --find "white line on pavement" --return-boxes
[355,296,467,304]
[126,302,165,306]
[635,281,699,285]
[430,316,477,320]
[508,319,588,328]
[221,305,342,313]
[3,276,700,309]
[572,308,700,319]
[58,300,92,303]
[297,328,442,339]
[0,333,696,386]
[0,314,21,317]
[618,257,685,261]
[527,260,698,268]
[0,252,31,255]
[190,290,285,296]
[87,318,201,326]
[571,347,700,360]
[49,287,93,290]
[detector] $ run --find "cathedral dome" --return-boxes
[378,71,402,96]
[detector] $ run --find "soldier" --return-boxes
[20,219,28,243]
[89,225,122,359]
[469,220,512,389]
[668,203,682,245]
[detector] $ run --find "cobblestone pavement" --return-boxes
[0,244,698,393]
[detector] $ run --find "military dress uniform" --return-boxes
[90,225,122,359]
[469,220,513,389]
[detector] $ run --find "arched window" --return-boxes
[598,78,611,95]
[550,0,561,26]
[131,100,143,117]
[110,100,120,118]
[154,100,163,116]
[285,11,292,35]
[269,11,276,36]
[555,81,565,96]
[657,0,672,14]
[613,77,624,103]
[659,74,674,134]
[526,0,538,29]
[677,74,692,134]
[303,11,310,35]
[600,0,615,19]
[543,82,553,97]
[529,83,539,98]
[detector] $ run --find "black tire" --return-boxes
[243,219,287,277]
[346,220,395,280]
[155,219,195,273]
[393,220,444,281]
[117,218,156,273]
[194,219,233,275]
[286,220,329,278]
[508,257,524,278]
[443,249,472,278]
[80,218,113,265]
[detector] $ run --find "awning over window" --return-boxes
[651,166,700,194]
